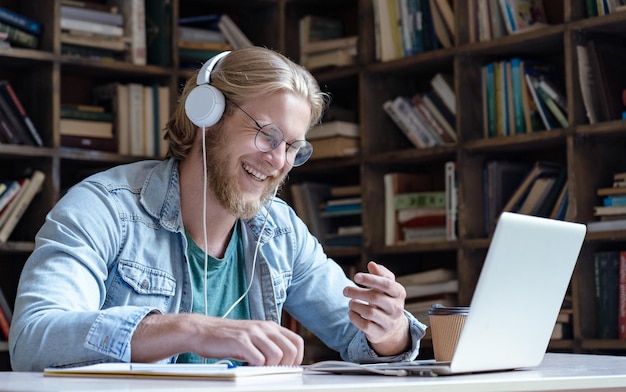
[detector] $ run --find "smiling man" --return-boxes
[9,47,426,371]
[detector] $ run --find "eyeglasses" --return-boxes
[229,100,313,167]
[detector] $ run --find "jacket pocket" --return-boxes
[117,259,176,296]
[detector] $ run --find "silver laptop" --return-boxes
[308,212,586,376]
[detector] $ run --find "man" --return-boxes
[9,47,426,371]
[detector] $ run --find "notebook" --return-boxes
[43,362,303,380]
[307,212,587,376]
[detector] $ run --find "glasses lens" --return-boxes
[288,140,313,167]
[255,125,283,152]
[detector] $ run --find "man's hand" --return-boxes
[343,261,410,356]
[131,314,304,366]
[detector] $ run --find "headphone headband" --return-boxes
[196,51,231,85]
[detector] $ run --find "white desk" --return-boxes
[1,353,626,392]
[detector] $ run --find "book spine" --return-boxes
[0,86,31,145]
[0,6,41,36]
[60,5,124,26]
[594,251,620,339]
[0,304,9,339]
[395,191,446,210]
[0,20,39,48]
[382,100,425,148]
[0,180,20,212]
[0,286,12,323]
[0,170,45,244]
[393,97,439,147]
[60,17,124,36]
[445,161,457,241]
[0,82,43,146]
[618,251,626,340]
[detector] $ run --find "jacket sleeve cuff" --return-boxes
[347,310,427,363]
[84,306,159,362]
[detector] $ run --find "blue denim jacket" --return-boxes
[9,159,426,371]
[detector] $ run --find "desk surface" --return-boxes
[1,353,626,392]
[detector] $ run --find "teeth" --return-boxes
[243,163,268,181]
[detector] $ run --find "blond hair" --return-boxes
[165,47,328,159]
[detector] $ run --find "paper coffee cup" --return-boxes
[429,304,469,362]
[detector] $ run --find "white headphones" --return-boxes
[184,51,231,127]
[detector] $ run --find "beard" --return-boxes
[204,136,285,220]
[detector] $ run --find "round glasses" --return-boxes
[254,125,313,167]
[230,100,313,167]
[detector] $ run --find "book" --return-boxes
[145,0,173,67]
[60,4,123,26]
[60,118,114,138]
[383,97,439,149]
[404,279,459,300]
[430,73,456,115]
[617,251,626,340]
[517,176,557,215]
[93,82,131,155]
[0,6,42,36]
[395,191,446,210]
[0,170,45,244]
[309,136,359,160]
[308,121,358,140]
[445,161,458,240]
[60,134,117,152]
[483,160,531,234]
[594,250,619,339]
[498,0,548,34]
[576,42,601,124]
[60,32,126,52]
[300,35,358,55]
[412,93,457,143]
[396,268,457,287]
[0,100,24,145]
[218,14,253,49]
[0,180,24,218]
[60,17,124,37]
[0,178,29,231]
[584,34,626,122]
[429,0,453,48]
[383,172,432,246]
[304,48,357,70]
[501,161,563,213]
[43,362,303,379]
[0,80,43,146]
[0,285,11,323]
[290,182,332,241]
[0,20,38,49]
[116,0,147,65]
[0,303,8,339]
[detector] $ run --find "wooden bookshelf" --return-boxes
[1,0,626,369]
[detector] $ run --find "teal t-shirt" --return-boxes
[177,221,250,364]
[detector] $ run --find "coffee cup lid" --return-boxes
[428,303,470,315]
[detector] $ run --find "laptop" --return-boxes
[307,212,587,376]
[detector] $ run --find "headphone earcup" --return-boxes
[184,84,226,128]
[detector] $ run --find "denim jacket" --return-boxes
[9,159,426,371]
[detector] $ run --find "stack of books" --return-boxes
[0,5,41,49]
[0,169,46,245]
[383,73,457,149]
[0,80,43,147]
[399,268,459,334]
[60,0,127,61]
[178,14,230,67]
[60,104,115,152]
[177,14,251,69]
[299,15,357,70]
[307,121,359,160]
[588,172,626,232]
